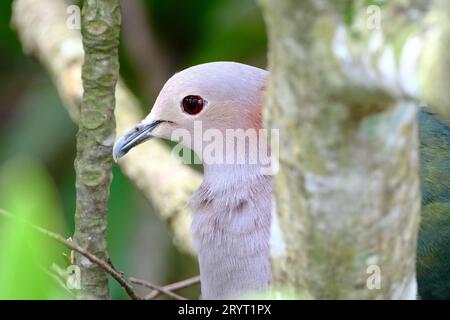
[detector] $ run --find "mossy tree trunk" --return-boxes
[73,0,121,300]
[258,0,449,299]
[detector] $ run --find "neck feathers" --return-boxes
[190,164,272,299]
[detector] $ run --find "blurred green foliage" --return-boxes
[0,158,69,299]
[0,0,266,299]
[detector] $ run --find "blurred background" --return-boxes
[0,0,267,299]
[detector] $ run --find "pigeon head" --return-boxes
[113,62,267,162]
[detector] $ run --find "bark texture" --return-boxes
[256,0,450,299]
[71,0,122,300]
[12,0,200,255]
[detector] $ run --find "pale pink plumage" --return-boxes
[114,62,279,299]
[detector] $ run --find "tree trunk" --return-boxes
[73,0,121,300]
[257,0,448,299]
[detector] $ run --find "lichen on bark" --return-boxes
[73,0,121,300]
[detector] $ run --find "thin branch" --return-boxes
[144,275,200,300]
[129,277,188,300]
[71,0,121,299]
[0,208,141,300]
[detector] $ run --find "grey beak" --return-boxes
[113,120,166,162]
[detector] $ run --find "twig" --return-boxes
[0,208,141,300]
[72,0,121,299]
[144,275,200,300]
[129,277,188,300]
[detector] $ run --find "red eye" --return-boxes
[182,95,204,115]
